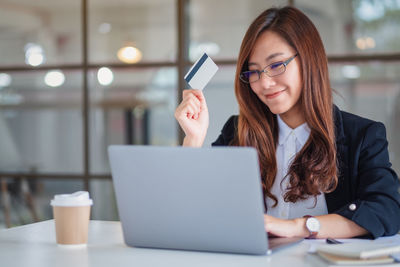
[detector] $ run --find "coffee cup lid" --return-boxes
[51,191,93,207]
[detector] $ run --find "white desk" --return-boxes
[0,220,337,267]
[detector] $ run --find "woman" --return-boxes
[174,6,400,239]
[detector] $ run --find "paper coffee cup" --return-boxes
[51,191,93,246]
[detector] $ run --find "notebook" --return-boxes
[108,145,303,255]
[316,252,394,265]
[315,242,400,265]
[317,242,400,259]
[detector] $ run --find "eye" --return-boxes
[270,62,284,69]
[243,70,258,78]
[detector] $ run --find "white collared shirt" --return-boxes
[266,115,328,219]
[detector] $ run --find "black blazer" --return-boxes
[212,106,400,238]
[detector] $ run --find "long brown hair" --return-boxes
[233,7,338,208]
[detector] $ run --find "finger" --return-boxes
[183,95,201,108]
[182,89,198,99]
[264,214,274,223]
[175,102,191,119]
[188,101,201,115]
[200,98,207,111]
[189,89,202,100]
[182,90,207,112]
[187,94,201,107]
[179,97,200,114]
[182,89,191,97]
[185,105,196,116]
[175,105,186,120]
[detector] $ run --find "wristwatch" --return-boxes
[303,215,320,239]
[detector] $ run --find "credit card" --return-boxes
[184,53,218,90]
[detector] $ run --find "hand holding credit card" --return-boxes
[175,53,217,145]
[184,53,218,90]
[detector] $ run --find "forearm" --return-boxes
[294,214,368,238]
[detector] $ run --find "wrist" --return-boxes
[183,136,204,147]
[294,217,310,237]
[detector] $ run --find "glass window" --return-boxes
[90,179,118,220]
[330,62,400,174]
[203,65,238,146]
[89,67,177,173]
[296,0,400,55]
[189,0,289,61]
[0,178,83,228]
[0,0,82,66]
[89,0,177,63]
[0,70,83,173]
[1,0,399,227]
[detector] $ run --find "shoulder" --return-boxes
[221,115,238,133]
[334,106,386,144]
[341,110,382,129]
[211,115,238,146]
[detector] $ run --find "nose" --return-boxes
[258,72,276,89]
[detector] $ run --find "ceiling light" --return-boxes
[97,67,114,86]
[24,43,45,66]
[0,73,12,88]
[44,70,65,87]
[117,45,142,64]
[342,65,360,79]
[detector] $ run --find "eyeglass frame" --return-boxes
[239,53,299,84]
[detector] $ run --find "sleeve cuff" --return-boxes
[333,200,383,239]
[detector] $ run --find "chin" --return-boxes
[266,104,290,115]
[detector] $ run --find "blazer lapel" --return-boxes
[325,106,350,213]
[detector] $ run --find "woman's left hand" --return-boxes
[264,214,305,238]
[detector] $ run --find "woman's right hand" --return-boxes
[174,89,209,147]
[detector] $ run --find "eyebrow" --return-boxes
[248,52,285,67]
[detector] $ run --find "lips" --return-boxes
[265,89,285,99]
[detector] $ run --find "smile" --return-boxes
[265,89,285,99]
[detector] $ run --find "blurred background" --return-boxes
[0,0,399,227]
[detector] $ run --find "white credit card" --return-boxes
[184,53,218,90]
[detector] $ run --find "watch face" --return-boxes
[306,217,320,232]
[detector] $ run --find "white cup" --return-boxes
[51,191,93,246]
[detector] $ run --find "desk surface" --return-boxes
[0,220,345,267]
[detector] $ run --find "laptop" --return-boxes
[108,145,302,255]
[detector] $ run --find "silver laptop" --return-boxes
[108,145,302,255]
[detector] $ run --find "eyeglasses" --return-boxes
[239,53,298,84]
